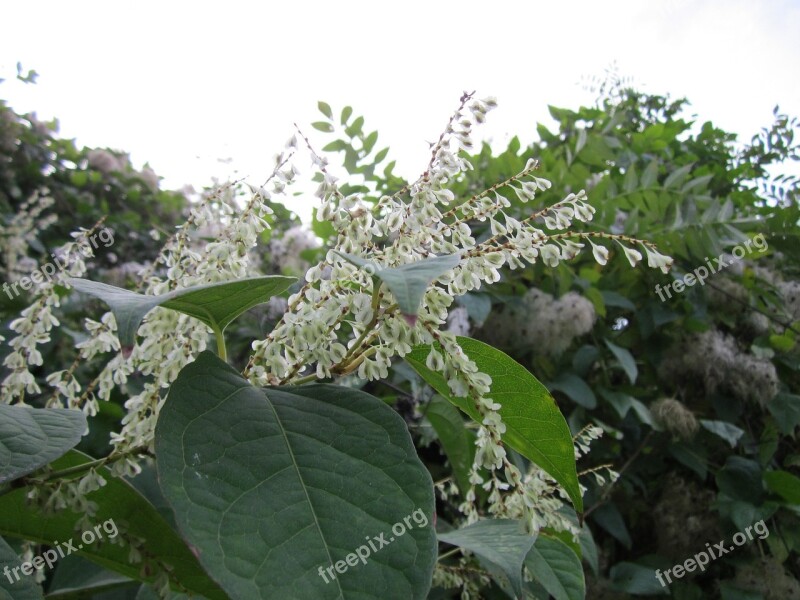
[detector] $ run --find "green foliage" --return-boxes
[0,450,226,598]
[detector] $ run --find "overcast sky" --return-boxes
[2,1,798,220]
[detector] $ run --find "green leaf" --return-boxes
[604,340,638,384]
[363,131,378,154]
[577,524,599,575]
[406,337,582,512]
[340,106,353,125]
[763,470,800,504]
[600,290,636,310]
[438,519,535,598]
[609,561,668,595]
[0,450,226,599]
[716,457,763,504]
[641,160,659,188]
[548,373,597,409]
[591,503,631,549]
[668,443,708,480]
[155,351,436,599]
[311,121,334,133]
[0,535,44,599]
[525,533,585,600]
[346,116,364,137]
[69,275,295,346]
[0,405,86,484]
[622,165,638,193]
[374,147,389,163]
[663,163,693,189]
[716,497,778,532]
[317,101,333,119]
[334,252,460,323]
[700,419,745,448]
[768,393,800,435]
[322,140,347,152]
[424,396,475,494]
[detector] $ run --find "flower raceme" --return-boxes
[244,92,673,523]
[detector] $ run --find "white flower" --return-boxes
[618,242,643,267]
[646,247,673,273]
[590,240,609,265]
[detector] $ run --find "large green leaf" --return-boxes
[525,533,585,600]
[334,251,460,323]
[0,405,86,485]
[0,535,44,600]
[69,275,296,346]
[438,519,536,598]
[405,337,582,512]
[155,351,436,599]
[0,450,226,599]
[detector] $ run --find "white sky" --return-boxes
[2,1,799,221]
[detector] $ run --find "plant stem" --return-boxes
[213,324,228,362]
[437,547,462,562]
[291,373,319,385]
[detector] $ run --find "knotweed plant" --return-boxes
[0,93,671,599]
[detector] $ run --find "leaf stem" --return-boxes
[212,323,228,362]
[291,373,319,386]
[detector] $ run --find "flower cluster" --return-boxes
[0,223,103,402]
[246,92,670,524]
[0,187,57,279]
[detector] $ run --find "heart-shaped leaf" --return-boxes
[0,535,44,599]
[525,533,585,600]
[0,404,86,484]
[155,351,436,599]
[406,336,582,512]
[0,450,226,599]
[334,251,460,323]
[69,275,296,346]
[438,519,536,598]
